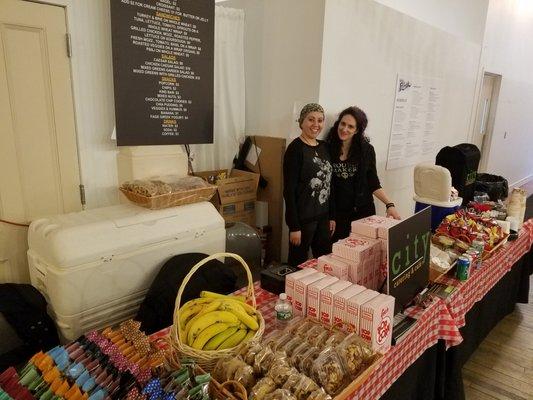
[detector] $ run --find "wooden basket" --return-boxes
[169,252,265,371]
[119,184,216,210]
[209,379,247,400]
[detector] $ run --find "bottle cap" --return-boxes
[279,293,287,300]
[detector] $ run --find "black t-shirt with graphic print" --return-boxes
[283,137,333,231]
[332,159,358,213]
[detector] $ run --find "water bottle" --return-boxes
[275,293,293,329]
[471,233,485,268]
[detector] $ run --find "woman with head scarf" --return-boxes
[283,103,335,266]
[328,106,400,242]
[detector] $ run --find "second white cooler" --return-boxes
[27,202,225,340]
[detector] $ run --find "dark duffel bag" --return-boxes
[475,173,509,201]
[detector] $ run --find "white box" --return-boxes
[333,235,380,263]
[317,254,349,280]
[293,272,327,316]
[351,215,399,239]
[332,285,366,328]
[307,276,339,321]
[27,202,225,340]
[332,255,361,285]
[345,289,379,333]
[359,294,395,353]
[285,267,319,304]
[320,280,352,325]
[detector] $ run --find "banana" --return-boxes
[187,311,239,345]
[203,326,239,350]
[178,303,205,329]
[191,323,234,350]
[219,300,259,331]
[243,329,256,343]
[218,328,247,350]
[183,299,224,340]
[200,290,246,302]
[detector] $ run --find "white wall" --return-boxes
[374,0,489,45]
[224,0,325,138]
[481,0,533,185]
[319,0,481,218]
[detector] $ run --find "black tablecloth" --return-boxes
[380,241,532,400]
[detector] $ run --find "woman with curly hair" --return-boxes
[283,103,335,266]
[327,106,400,242]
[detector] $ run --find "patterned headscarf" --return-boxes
[298,103,324,127]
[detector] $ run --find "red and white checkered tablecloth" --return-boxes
[436,219,533,328]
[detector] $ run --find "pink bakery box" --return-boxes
[317,254,350,281]
[307,275,339,321]
[351,215,400,239]
[293,272,327,317]
[359,293,395,353]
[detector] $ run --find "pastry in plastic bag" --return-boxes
[285,317,307,334]
[254,346,277,375]
[324,331,347,348]
[279,336,303,357]
[263,330,284,350]
[250,377,277,400]
[312,347,347,395]
[234,362,256,392]
[337,333,376,377]
[289,342,310,369]
[264,389,297,400]
[213,356,247,382]
[307,329,329,349]
[240,342,263,365]
[293,375,320,400]
[299,347,320,376]
[267,363,298,386]
[307,388,332,400]
[281,373,304,393]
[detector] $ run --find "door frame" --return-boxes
[470,69,502,172]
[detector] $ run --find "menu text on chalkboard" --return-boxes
[111,0,214,146]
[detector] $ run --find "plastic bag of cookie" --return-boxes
[336,333,377,378]
[298,347,321,376]
[307,388,332,400]
[292,375,320,400]
[264,389,297,400]
[311,347,347,395]
[249,377,277,400]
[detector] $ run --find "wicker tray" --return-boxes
[119,184,216,210]
[169,252,265,371]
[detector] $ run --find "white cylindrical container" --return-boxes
[507,188,527,229]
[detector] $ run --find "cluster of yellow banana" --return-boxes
[178,290,260,351]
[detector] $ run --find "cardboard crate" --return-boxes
[195,169,259,225]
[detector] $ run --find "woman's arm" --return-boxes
[373,188,401,219]
[283,142,303,242]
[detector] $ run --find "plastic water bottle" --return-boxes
[471,234,485,268]
[275,293,293,329]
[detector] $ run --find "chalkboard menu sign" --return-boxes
[111,0,214,146]
[386,207,431,313]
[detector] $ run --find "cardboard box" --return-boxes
[345,289,380,333]
[196,169,259,225]
[359,293,395,353]
[332,254,361,285]
[332,284,366,328]
[317,254,349,280]
[307,276,339,321]
[285,267,319,304]
[293,272,326,316]
[333,235,380,263]
[320,280,352,325]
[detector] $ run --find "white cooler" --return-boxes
[27,202,225,341]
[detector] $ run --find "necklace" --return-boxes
[300,135,318,146]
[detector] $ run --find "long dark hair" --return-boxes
[327,106,368,160]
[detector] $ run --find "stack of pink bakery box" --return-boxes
[284,265,395,353]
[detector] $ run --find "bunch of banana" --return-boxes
[178,291,260,351]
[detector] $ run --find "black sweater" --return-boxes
[331,139,381,213]
[283,138,333,231]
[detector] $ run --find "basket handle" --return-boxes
[173,252,256,342]
[220,380,247,400]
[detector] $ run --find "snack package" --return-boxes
[281,372,305,393]
[359,293,395,353]
[332,284,366,329]
[267,364,298,386]
[333,235,380,263]
[263,330,284,350]
[285,269,319,304]
[285,316,307,334]
[240,342,263,366]
[345,289,380,334]
[254,346,276,375]
[250,377,277,400]
[312,347,347,395]
[332,254,361,285]
[298,347,320,376]
[351,215,399,239]
[308,388,332,400]
[307,329,330,349]
[289,342,310,369]
[234,363,256,392]
[324,330,347,348]
[303,325,325,344]
[271,332,293,352]
[292,320,318,337]
[293,375,320,400]
[293,272,327,316]
[264,389,297,400]
[317,254,349,280]
[212,356,247,382]
[279,336,303,357]
[336,333,376,377]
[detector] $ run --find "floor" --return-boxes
[463,179,532,400]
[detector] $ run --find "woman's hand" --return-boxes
[329,220,336,236]
[289,231,302,246]
[386,206,401,220]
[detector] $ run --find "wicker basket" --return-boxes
[119,184,216,210]
[169,252,265,371]
[209,379,247,400]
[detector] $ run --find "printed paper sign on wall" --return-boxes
[111,0,214,145]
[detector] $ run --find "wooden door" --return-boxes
[0,0,81,282]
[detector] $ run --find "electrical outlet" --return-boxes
[504,131,508,138]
